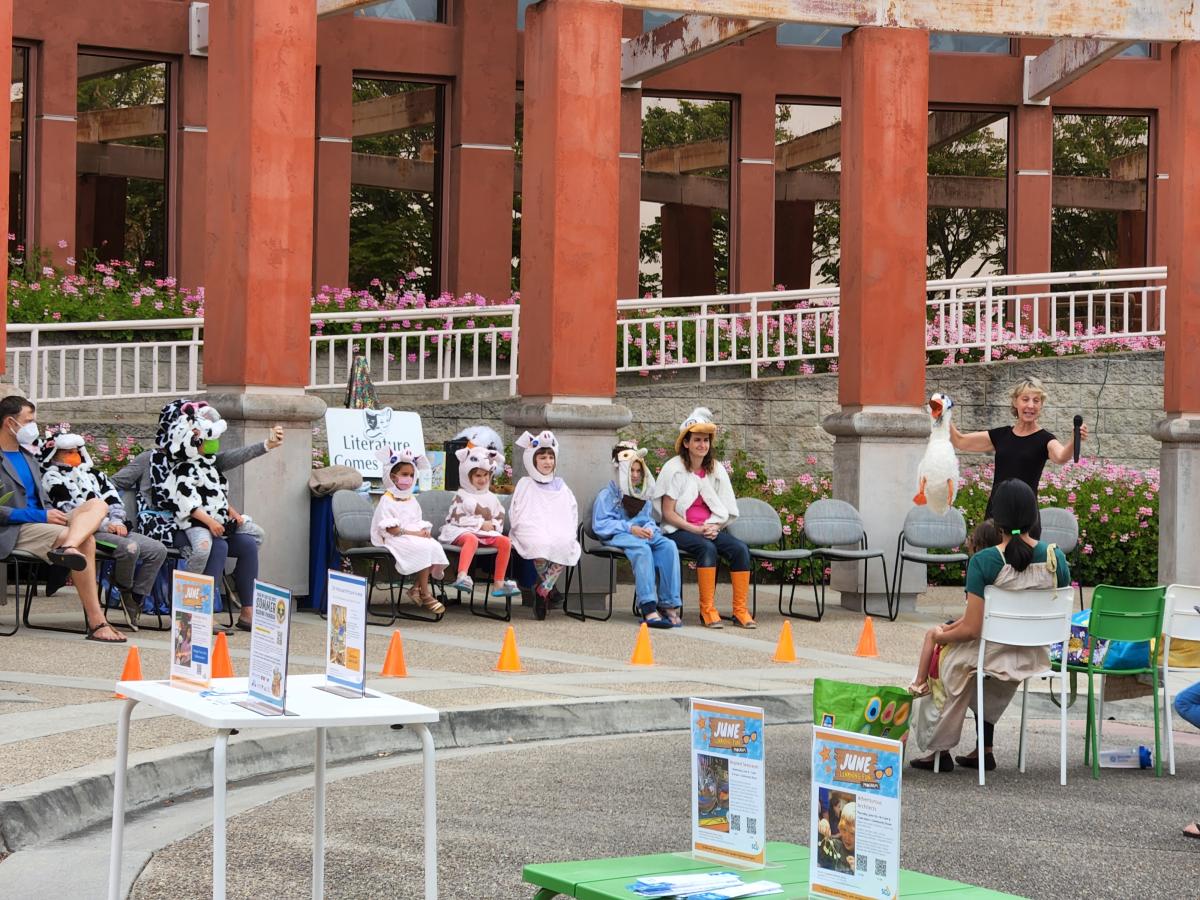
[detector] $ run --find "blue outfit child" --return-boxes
[592,478,682,625]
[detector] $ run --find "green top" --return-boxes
[965,541,1071,597]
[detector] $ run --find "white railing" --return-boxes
[3,267,1166,403]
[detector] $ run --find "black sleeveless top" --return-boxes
[985,426,1054,515]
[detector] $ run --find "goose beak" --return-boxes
[929,399,943,421]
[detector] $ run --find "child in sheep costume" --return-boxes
[370,447,449,615]
[440,445,518,598]
[651,407,755,629]
[507,430,580,620]
[39,428,168,631]
[592,440,682,628]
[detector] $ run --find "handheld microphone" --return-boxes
[1073,415,1083,463]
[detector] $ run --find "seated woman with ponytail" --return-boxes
[909,479,1071,773]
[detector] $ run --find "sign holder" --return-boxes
[235,580,297,717]
[317,570,374,699]
[169,571,216,691]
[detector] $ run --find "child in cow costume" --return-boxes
[440,444,518,598]
[38,427,168,631]
[143,400,264,627]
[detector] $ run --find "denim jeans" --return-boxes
[608,531,682,613]
[174,530,259,612]
[1175,680,1200,729]
[666,528,751,572]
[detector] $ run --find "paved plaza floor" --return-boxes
[0,583,1196,898]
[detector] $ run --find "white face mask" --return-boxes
[11,421,38,446]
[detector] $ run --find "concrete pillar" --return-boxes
[204,0,325,594]
[618,86,642,300]
[731,85,775,293]
[174,54,207,290]
[1154,41,1200,587]
[661,203,716,297]
[774,199,815,290]
[444,0,517,302]
[33,37,75,268]
[824,27,930,612]
[314,60,352,290]
[506,0,630,608]
[1008,102,1053,326]
[0,2,11,367]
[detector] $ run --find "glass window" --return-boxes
[76,54,169,270]
[349,78,443,294]
[356,0,442,21]
[774,102,841,288]
[9,46,28,256]
[512,88,522,293]
[642,12,675,31]
[1119,43,1152,58]
[929,33,1011,54]
[776,24,850,48]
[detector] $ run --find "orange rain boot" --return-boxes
[731,570,756,629]
[697,567,722,629]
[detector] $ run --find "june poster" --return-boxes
[170,571,215,690]
[244,581,292,714]
[690,698,766,866]
[324,570,368,697]
[809,726,902,900]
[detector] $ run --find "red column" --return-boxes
[731,85,775,293]
[617,86,642,299]
[1165,43,1200,416]
[0,1,11,366]
[774,199,815,290]
[838,27,928,409]
[33,37,75,268]
[203,0,316,389]
[661,203,716,297]
[1008,103,1053,327]
[518,0,621,399]
[444,0,517,302]
[174,54,207,290]
[314,60,352,290]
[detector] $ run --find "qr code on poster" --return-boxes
[875,858,888,877]
[730,814,741,832]
[855,854,867,874]
[746,817,757,836]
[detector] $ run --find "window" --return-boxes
[356,0,443,22]
[929,33,1011,54]
[776,24,850,47]
[774,102,841,288]
[9,46,28,256]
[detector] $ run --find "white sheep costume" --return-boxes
[369,447,448,578]
[439,445,506,545]
[507,430,580,566]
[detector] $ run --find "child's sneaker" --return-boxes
[451,573,474,593]
[491,579,519,597]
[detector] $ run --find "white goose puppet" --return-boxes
[913,392,959,515]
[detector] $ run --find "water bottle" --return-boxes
[1097,745,1153,768]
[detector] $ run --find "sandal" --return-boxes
[661,608,683,628]
[85,620,126,643]
[48,546,87,572]
[643,612,673,630]
[909,751,953,772]
[418,586,446,615]
[954,750,997,771]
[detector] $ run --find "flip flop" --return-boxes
[643,613,673,629]
[1183,822,1200,840]
[84,621,126,643]
[48,546,87,572]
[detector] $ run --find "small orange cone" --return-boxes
[212,632,236,678]
[380,630,408,677]
[772,620,797,663]
[854,616,879,658]
[630,622,655,666]
[495,625,523,672]
[114,646,143,699]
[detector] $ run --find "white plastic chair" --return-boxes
[977,585,1076,786]
[1162,584,1200,776]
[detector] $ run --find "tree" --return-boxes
[924,127,1008,280]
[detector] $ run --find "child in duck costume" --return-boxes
[592,440,682,627]
[441,445,519,598]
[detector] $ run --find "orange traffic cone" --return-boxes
[630,622,655,666]
[496,625,523,672]
[772,620,797,663]
[114,646,143,699]
[854,616,879,658]
[212,632,236,678]
[381,630,408,677]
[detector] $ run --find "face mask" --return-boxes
[202,439,220,455]
[59,451,83,467]
[13,422,39,446]
[393,475,415,492]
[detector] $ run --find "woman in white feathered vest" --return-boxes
[651,407,755,629]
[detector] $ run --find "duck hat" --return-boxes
[516,430,558,484]
[674,406,718,455]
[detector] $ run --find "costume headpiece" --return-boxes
[37,427,92,469]
[515,430,558,484]
[674,406,718,455]
[612,440,653,500]
[375,447,430,499]
[456,445,503,496]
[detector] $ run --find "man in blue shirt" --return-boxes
[0,395,124,642]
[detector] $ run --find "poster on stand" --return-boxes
[320,570,369,698]
[237,581,293,716]
[169,571,215,690]
[809,726,902,900]
[690,698,766,867]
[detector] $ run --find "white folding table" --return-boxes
[106,673,439,900]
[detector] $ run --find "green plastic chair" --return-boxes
[1055,584,1166,779]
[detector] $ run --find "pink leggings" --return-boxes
[453,533,512,582]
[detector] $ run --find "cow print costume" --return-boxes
[140,399,230,543]
[37,429,126,528]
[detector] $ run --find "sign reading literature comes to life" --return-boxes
[809,725,902,900]
[236,581,293,716]
[690,698,766,867]
[320,570,369,698]
[169,571,215,690]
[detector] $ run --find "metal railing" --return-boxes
[3,267,1165,403]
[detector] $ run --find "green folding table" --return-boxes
[523,841,1025,899]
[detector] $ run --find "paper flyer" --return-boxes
[322,570,368,697]
[690,698,766,866]
[426,450,445,491]
[241,580,293,715]
[170,571,215,690]
[809,726,903,900]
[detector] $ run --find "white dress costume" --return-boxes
[507,430,581,566]
[370,448,448,578]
